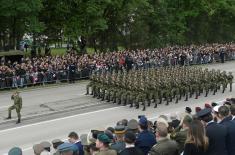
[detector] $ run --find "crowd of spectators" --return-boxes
[1,43,235,89]
[7,98,235,155]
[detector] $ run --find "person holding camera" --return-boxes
[6,91,22,124]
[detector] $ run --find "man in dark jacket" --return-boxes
[197,108,228,155]
[68,131,84,155]
[119,131,144,155]
[218,106,235,155]
[135,116,156,155]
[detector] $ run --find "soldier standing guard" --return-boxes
[6,91,22,124]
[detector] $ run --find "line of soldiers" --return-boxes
[86,67,233,111]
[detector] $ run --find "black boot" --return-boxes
[142,106,146,111]
[16,118,21,124]
[184,95,188,101]
[175,98,178,104]
[6,116,11,119]
[154,103,157,108]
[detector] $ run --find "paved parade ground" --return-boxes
[0,62,235,154]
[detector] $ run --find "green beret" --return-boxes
[8,147,22,155]
[97,133,111,143]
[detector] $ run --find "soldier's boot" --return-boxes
[195,94,198,99]
[16,118,21,124]
[154,103,157,108]
[118,99,121,105]
[213,89,216,95]
[101,94,105,101]
[159,98,162,104]
[165,99,169,106]
[179,94,182,100]
[6,115,11,119]
[222,88,225,93]
[142,105,146,111]
[230,84,232,92]
[175,97,178,104]
[113,97,116,104]
[130,103,133,108]
[107,95,110,102]
[147,100,151,107]
[205,91,208,97]
[123,99,127,106]
[170,97,172,102]
[184,95,188,101]
[135,103,139,109]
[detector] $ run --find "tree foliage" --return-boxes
[0,0,235,51]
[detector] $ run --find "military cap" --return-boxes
[213,105,221,113]
[185,107,192,113]
[8,147,22,155]
[97,133,111,143]
[183,115,193,124]
[40,141,51,149]
[52,139,63,144]
[196,108,212,118]
[114,125,126,134]
[104,130,114,140]
[106,127,115,133]
[211,102,218,107]
[138,116,148,127]
[57,143,74,152]
[127,119,138,130]
[33,144,44,155]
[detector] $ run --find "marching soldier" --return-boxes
[6,91,22,124]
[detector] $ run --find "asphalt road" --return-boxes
[0,61,234,155]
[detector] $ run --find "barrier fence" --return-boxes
[0,52,235,90]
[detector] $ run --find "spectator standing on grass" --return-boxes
[68,131,84,155]
[197,108,228,155]
[149,122,179,155]
[183,120,208,155]
[135,116,156,155]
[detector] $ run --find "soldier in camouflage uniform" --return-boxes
[6,91,22,124]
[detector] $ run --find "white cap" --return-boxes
[213,105,221,113]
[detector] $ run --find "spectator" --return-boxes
[52,139,64,155]
[95,133,117,155]
[149,122,179,155]
[230,104,235,121]
[119,131,144,155]
[170,115,192,153]
[183,120,209,155]
[89,143,99,155]
[169,113,180,129]
[58,143,76,155]
[127,119,139,134]
[197,108,228,155]
[33,144,44,155]
[135,116,156,155]
[68,131,84,155]
[8,147,22,155]
[111,125,126,153]
[218,106,235,155]
[40,141,51,155]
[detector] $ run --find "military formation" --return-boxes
[86,66,233,111]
